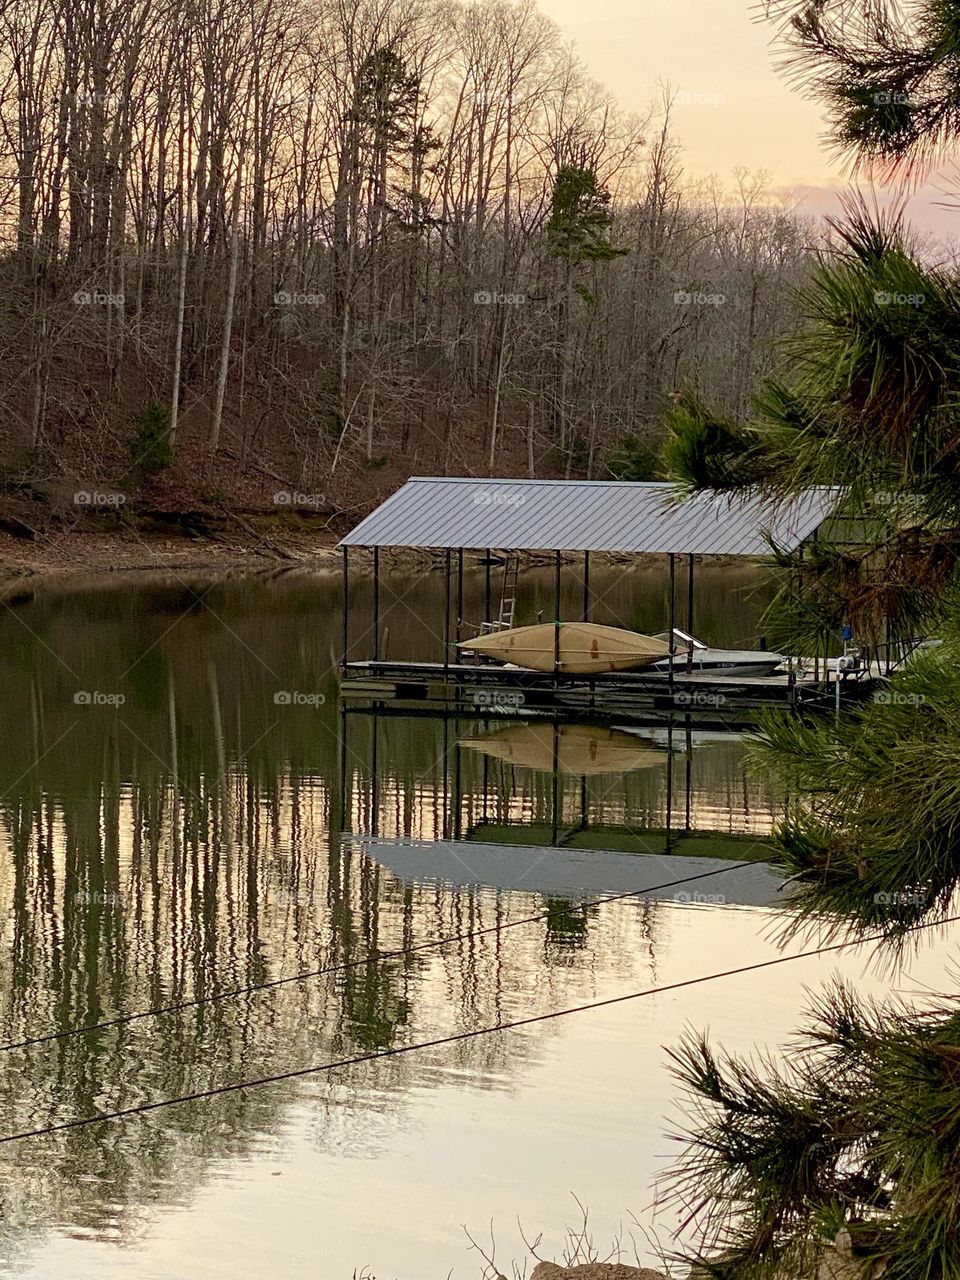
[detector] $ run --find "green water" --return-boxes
[0,565,949,1278]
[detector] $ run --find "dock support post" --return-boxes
[341,546,349,668]
[456,547,464,643]
[668,553,676,696]
[582,551,590,622]
[554,550,562,681]
[453,737,463,840]
[665,718,674,850]
[687,553,694,636]
[885,615,891,676]
[442,711,450,838]
[370,712,379,836]
[484,549,492,631]
[372,546,380,662]
[443,549,451,676]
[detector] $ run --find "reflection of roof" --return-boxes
[347,836,786,907]
[339,478,841,556]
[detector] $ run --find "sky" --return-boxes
[537,0,957,240]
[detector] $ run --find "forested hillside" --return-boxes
[0,0,814,537]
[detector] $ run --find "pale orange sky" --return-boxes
[537,0,957,239]
[538,0,834,184]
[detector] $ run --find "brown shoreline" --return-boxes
[0,526,341,597]
[0,526,760,601]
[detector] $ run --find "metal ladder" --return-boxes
[494,554,520,631]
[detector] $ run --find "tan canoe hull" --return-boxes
[460,723,667,776]
[459,622,671,675]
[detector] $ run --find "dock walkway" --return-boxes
[340,658,879,722]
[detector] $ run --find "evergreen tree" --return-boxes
[667,980,960,1280]
[546,164,626,263]
[664,7,960,1276]
[763,0,960,172]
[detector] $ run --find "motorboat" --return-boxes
[459,622,783,680]
[651,628,785,679]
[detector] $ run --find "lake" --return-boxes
[0,564,954,1278]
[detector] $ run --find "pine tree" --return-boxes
[546,165,626,264]
[763,0,960,173]
[667,980,960,1279]
[664,8,960,1275]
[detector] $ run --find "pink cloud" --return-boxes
[787,180,960,248]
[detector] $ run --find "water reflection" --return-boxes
[459,723,669,776]
[0,567,787,1278]
[340,705,783,856]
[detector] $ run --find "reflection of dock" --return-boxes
[464,821,775,861]
[348,836,785,907]
[339,705,786,858]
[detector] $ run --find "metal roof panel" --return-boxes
[339,479,840,556]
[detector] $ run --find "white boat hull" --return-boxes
[652,648,785,679]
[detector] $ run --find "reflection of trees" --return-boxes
[544,899,591,962]
[0,572,681,1257]
[0,775,655,1253]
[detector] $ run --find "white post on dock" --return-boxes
[553,551,562,683]
[668,554,676,696]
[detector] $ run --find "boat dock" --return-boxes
[340,657,878,721]
[337,478,885,722]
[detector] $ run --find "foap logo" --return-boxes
[73,288,124,306]
[76,889,123,906]
[270,88,315,109]
[274,491,325,507]
[74,490,126,507]
[674,289,726,307]
[873,689,925,706]
[74,690,125,707]
[873,90,916,106]
[274,691,325,707]
[473,290,526,306]
[274,290,325,306]
[674,690,726,707]
[71,89,122,109]
[674,89,725,108]
[472,689,525,709]
[673,890,726,905]
[874,889,926,906]
[874,290,924,307]
[472,487,525,507]
[273,888,310,907]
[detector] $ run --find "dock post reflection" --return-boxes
[337,703,780,868]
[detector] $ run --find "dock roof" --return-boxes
[339,478,840,556]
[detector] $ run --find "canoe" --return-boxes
[459,723,668,776]
[459,622,671,674]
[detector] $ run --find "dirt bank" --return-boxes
[0,520,344,599]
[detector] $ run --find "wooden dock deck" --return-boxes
[340,658,880,723]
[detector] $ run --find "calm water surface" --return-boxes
[0,564,954,1279]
